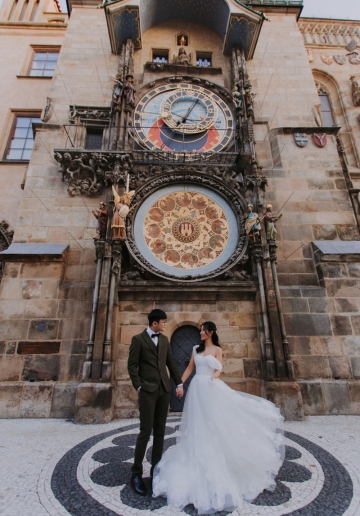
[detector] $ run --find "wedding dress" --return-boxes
[152,346,284,514]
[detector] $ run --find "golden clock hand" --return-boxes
[178,98,200,125]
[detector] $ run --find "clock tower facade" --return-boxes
[1,0,360,421]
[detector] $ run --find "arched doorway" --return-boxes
[169,325,201,412]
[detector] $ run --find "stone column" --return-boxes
[101,239,123,381]
[82,239,105,380]
[269,241,295,380]
[251,242,276,380]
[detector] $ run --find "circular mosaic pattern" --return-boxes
[50,419,353,516]
[143,190,230,271]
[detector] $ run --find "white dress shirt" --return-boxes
[146,326,159,346]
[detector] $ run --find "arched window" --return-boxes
[318,89,334,127]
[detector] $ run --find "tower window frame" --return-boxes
[196,52,212,67]
[318,91,335,127]
[28,49,60,77]
[152,49,169,64]
[4,113,42,162]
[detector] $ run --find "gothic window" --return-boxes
[85,127,104,150]
[29,51,59,77]
[152,50,168,64]
[196,53,212,67]
[4,115,42,161]
[319,92,335,126]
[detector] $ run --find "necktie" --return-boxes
[151,333,159,339]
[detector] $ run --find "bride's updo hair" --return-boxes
[196,321,221,353]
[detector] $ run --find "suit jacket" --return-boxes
[128,330,182,392]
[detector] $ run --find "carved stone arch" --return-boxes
[165,318,201,338]
[0,218,14,280]
[313,69,360,168]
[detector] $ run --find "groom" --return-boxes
[128,309,184,496]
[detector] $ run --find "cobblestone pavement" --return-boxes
[0,416,359,516]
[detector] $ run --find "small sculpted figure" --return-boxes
[92,202,108,240]
[123,74,136,107]
[232,85,243,111]
[264,204,282,241]
[112,77,123,105]
[111,186,135,239]
[176,47,191,66]
[244,204,261,241]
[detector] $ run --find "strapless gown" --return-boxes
[152,346,284,514]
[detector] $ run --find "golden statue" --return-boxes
[111,186,135,239]
[179,34,187,46]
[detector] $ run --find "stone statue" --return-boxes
[112,77,123,105]
[111,186,135,239]
[232,85,243,111]
[119,74,136,108]
[175,47,192,66]
[245,84,255,116]
[92,202,108,240]
[264,204,282,241]
[244,204,261,241]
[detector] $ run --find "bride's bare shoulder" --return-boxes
[215,347,223,360]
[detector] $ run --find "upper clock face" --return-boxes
[134,83,234,153]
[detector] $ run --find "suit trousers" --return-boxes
[131,381,171,478]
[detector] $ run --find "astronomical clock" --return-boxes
[134,83,234,154]
[125,78,249,282]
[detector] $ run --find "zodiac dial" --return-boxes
[144,191,229,270]
[134,83,234,153]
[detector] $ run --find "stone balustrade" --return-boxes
[299,19,360,47]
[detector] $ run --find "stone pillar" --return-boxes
[251,242,276,380]
[82,239,105,380]
[101,239,123,381]
[269,241,295,380]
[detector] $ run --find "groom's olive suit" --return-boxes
[128,329,182,477]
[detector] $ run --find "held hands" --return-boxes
[176,385,184,398]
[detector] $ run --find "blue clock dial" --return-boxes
[134,83,234,153]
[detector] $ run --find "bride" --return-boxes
[152,321,284,514]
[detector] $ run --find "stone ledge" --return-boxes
[312,241,360,263]
[0,244,69,262]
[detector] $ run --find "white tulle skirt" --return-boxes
[152,375,284,514]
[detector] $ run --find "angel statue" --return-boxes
[111,185,135,239]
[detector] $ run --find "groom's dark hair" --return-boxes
[148,309,167,326]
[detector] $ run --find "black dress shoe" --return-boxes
[130,475,148,496]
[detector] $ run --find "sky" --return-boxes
[301,0,360,20]
[57,0,360,20]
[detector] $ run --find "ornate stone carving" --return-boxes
[69,106,111,123]
[299,20,360,48]
[174,47,192,66]
[129,164,244,193]
[54,151,134,197]
[111,239,124,276]
[350,76,360,106]
[125,173,248,282]
[0,219,14,280]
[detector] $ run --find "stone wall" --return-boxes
[0,254,92,417]
[113,297,262,418]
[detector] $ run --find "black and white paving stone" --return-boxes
[0,416,358,516]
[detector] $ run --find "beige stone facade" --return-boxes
[0,0,359,422]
